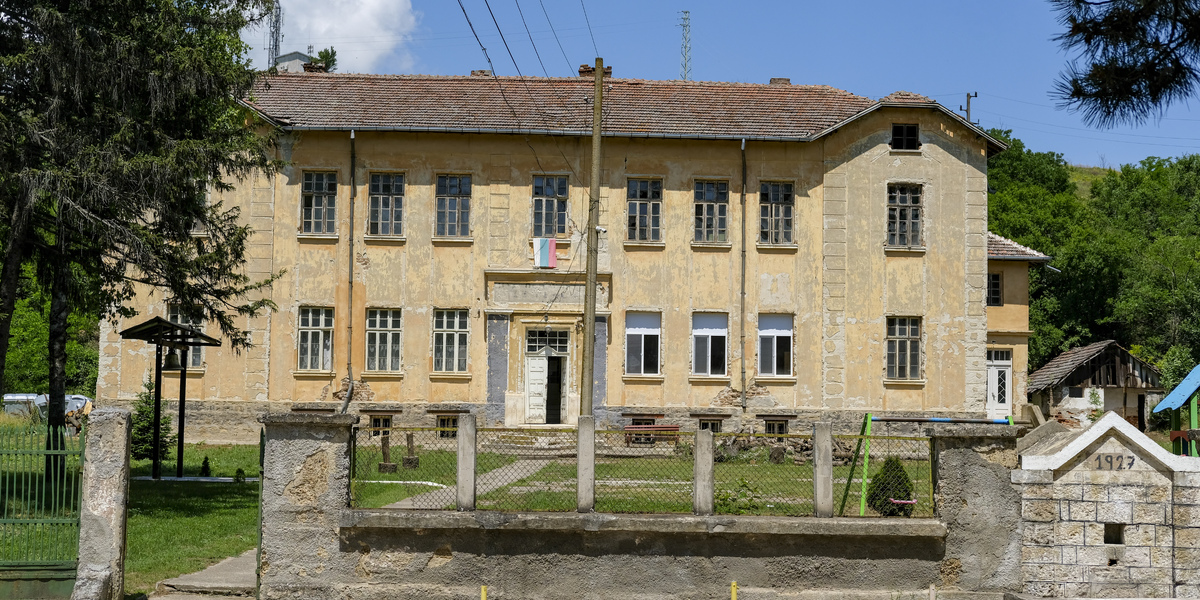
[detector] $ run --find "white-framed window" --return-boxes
[625,312,661,375]
[302,172,337,234]
[627,179,663,241]
[533,175,568,238]
[167,303,204,368]
[437,415,459,438]
[691,313,728,376]
[368,173,404,236]
[887,184,922,247]
[757,314,793,377]
[987,273,1003,307]
[527,329,569,354]
[433,309,469,372]
[370,415,392,437]
[365,309,402,372]
[298,307,334,371]
[693,180,728,242]
[436,175,471,237]
[886,317,921,380]
[890,124,920,150]
[759,182,794,244]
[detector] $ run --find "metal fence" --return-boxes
[832,435,934,518]
[0,422,85,567]
[713,432,815,516]
[350,427,457,509]
[475,428,577,512]
[594,430,694,514]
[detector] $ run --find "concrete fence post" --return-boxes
[813,422,834,518]
[577,415,595,512]
[694,429,714,515]
[71,408,131,600]
[457,413,477,510]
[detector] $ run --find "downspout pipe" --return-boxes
[341,129,357,414]
[740,139,748,414]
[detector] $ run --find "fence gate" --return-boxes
[0,423,85,599]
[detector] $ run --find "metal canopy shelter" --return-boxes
[119,316,221,479]
[1153,363,1200,457]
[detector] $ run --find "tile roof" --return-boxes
[1027,340,1116,394]
[987,232,1051,261]
[244,73,970,142]
[880,90,933,103]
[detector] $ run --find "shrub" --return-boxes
[866,456,915,517]
[130,377,176,462]
[715,477,763,515]
[234,468,246,483]
[199,456,212,477]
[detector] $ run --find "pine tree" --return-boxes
[866,457,915,517]
[130,378,176,462]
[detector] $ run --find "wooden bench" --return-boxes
[623,424,681,446]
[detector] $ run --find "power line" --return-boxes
[538,0,574,75]
[456,0,496,72]
[978,109,1200,142]
[514,0,549,78]
[580,0,599,56]
[482,0,527,78]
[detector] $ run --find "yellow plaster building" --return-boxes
[96,71,1047,440]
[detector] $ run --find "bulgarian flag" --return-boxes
[534,238,557,268]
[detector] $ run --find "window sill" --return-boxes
[432,237,474,246]
[622,374,665,383]
[362,371,405,379]
[623,240,665,250]
[529,237,571,246]
[755,376,796,384]
[884,246,927,256]
[292,370,336,378]
[165,367,206,376]
[889,148,923,155]
[689,375,731,384]
[883,378,926,388]
[363,235,407,244]
[430,372,472,382]
[691,241,732,251]
[756,243,798,253]
[297,234,339,243]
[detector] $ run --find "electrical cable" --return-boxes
[514,0,550,78]
[580,0,599,56]
[482,0,527,78]
[538,0,575,74]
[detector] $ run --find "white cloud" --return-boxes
[242,0,419,74]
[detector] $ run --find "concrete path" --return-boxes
[154,548,256,597]
[385,459,551,509]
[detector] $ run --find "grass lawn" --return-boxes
[124,480,259,595]
[129,442,260,478]
[350,445,519,509]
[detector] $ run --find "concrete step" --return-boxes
[155,549,256,597]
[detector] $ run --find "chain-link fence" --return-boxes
[832,435,934,518]
[594,430,694,514]
[712,432,814,516]
[475,428,578,512]
[350,427,461,509]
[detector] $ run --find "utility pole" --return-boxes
[679,11,691,81]
[960,92,978,125]
[580,58,604,419]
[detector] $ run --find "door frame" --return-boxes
[986,348,1013,418]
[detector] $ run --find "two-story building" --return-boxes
[96,69,1046,441]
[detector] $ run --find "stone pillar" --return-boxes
[457,414,476,510]
[258,412,357,600]
[1175,471,1200,597]
[577,415,595,512]
[72,408,131,600]
[813,422,833,518]
[693,429,714,515]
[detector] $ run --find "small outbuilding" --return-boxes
[1028,340,1162,430]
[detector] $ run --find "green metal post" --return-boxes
[837,414,869,516]
[858,413,873,516]
[1191,394,1198,458]
[1173,409,1183,455]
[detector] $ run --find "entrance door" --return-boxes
[986,349,1013,419]
[525,356,548,424]
[546,357,563,425]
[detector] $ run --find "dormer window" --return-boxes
[891,124,920,150]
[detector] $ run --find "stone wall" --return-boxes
[258,412,1026,599]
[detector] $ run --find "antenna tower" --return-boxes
[268,2,283,66]
[678,11,691,81]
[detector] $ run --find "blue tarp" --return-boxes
[1153,363,1200,412]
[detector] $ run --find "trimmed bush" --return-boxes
[130,377,176,462]
[866,456,915,517]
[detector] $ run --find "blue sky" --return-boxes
[243,0,1200,168]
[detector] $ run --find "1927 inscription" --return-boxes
[1091,453,1135,470]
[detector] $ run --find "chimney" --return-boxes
[471,69,493,77]
[578,64,613,77]
[769,77,791,86]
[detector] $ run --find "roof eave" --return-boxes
[988,255,1053,263]
[273,124,813,143]
[811,102,1008,155]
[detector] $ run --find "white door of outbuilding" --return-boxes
[986,349,1013,419]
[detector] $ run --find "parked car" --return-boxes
[2,393,48,420]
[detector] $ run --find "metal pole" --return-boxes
[176,346,188,478]
[152,343,163,480]
[580,57,603,419]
